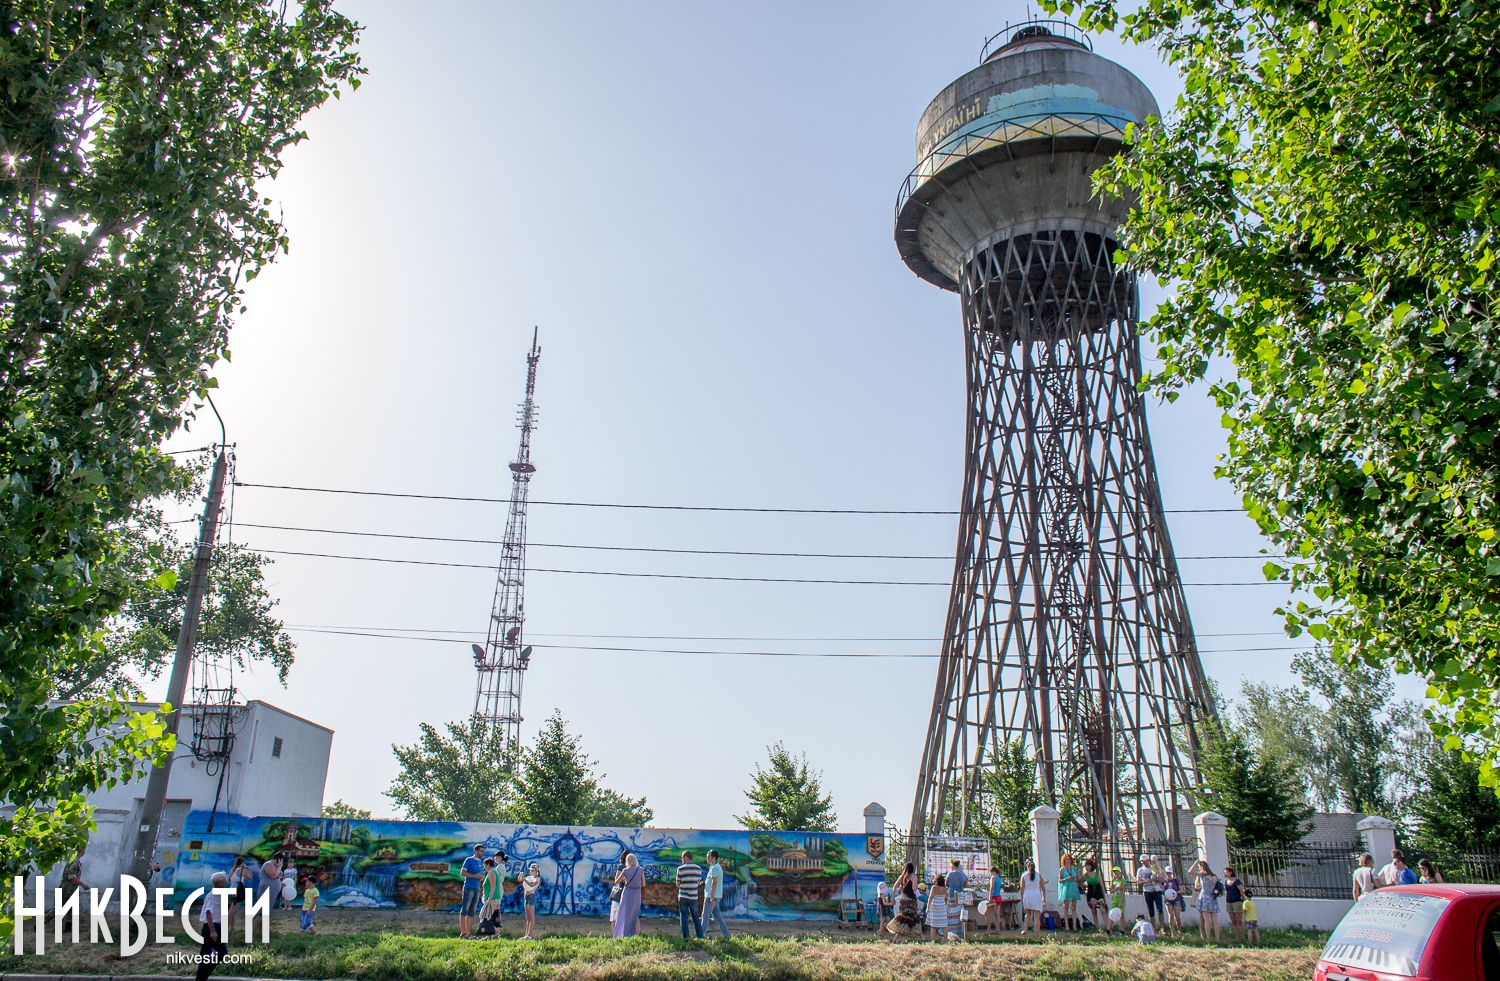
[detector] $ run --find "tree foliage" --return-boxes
[512,712,652,827]
[54,458,295,700]
[322,799,372,820]
[1197,720,1311,849]
[386,715,518,823]
[0,0,362,901]
[972,740,1046,842]
[1412,747,1500,854]
[1238,653,1426,815]
[1047,0,1500,782]
[739,742,836,832]
[385,711,652,827]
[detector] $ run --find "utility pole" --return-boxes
[126,446,228,884]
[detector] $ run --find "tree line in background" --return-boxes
[953,656,1500,857]
[381,720,839,832]
[1200,655,1500,855]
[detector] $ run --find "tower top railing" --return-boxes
[980,19,1092,62]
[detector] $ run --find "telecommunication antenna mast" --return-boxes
[473,329,541,758]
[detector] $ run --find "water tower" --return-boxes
[895,22,1215,842]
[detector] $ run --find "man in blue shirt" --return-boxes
[701,850,730,939]
[946,859,968,939]
[459,844,485,938]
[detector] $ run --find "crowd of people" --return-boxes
[186,840,1451,962]
[871,845,1458,947]
[874,854,1265,945]
[1352,847,1446,897]
[455,844,732,942]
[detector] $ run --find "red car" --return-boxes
[1315,883,1500,980]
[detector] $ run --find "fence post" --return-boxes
[1194,811,1229,874]
[1030,804,1060,895]
[1356,815,1395,861]
[864,802,886,839]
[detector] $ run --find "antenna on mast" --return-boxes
[473,329,541,757]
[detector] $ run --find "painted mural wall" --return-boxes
[172,812,886,920]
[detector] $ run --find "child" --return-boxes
[1107,866,1128,934]
[1161,866,1184,938]
[925,873,949,941]
[280,861,299,911]
[1131,912,1155,944]
[1242,888,1260,944]
[299,874,319,933]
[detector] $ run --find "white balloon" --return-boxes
[281,882,296,901]
[977,900,991,916]
[1108,906,1123,923]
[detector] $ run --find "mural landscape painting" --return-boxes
[173,813,885,920]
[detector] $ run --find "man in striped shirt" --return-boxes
[676,851,705,939]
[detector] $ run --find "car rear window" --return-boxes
[1321,892,1451,977]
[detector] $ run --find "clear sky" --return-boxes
[155,0,1423,831]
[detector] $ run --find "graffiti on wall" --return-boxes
[172,812,884,920]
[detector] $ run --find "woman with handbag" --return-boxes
[609,851,631,929]
[611,853,644,937]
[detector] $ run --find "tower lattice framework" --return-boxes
[474,329,541,757]
[895,22,1216,842]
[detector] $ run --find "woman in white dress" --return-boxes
[924,873,950,940]
[1018,858,1047,934]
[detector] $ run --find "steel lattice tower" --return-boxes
[894,23,1215,841]
[473,329,541,757]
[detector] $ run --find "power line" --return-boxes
[284,624,1293,641]
[233,481,1247,516]
[229,520,1279,562]
[282,626,1314,658]
[248,546,1290,587]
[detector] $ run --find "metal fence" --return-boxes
[1229,842,1359,899]
[1419,852,1500,884]
[988,839,1033,881]
[882,826,1031,884]
[1060,837,1198,889]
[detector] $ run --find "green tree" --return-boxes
[514,712,595,825]
[1197,722,1311,849]
[580,787,653,828]
[53,460,294,699]
[385,715,518,822]
[511,711,652,827]
[0,0,362,907]
[322,800,372,820]
[1048,0,1500,784]
[1412,748,1500,854]
[738,742,836,832]
[973,740,1045,842]
[1238,654,1418,814]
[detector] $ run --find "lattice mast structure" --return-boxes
[893,23,1216,841]
[473,329,541,758]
